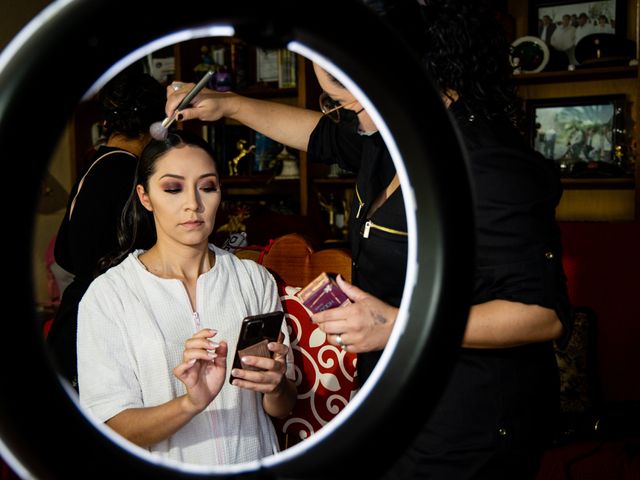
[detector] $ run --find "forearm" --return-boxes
[224,94,321,151]
[262,378,297,419]
[105,395,200,447]
[462,299,563,349]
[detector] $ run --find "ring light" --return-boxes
[0,0,474,478]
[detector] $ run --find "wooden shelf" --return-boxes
[312,177,356,185]
[561,177,635,189]
[222,175,299,196]
[236,85,297,99]
[513,65,638,84]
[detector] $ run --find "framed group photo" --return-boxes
[526,94,631,177]
[530,0,625,38]
[528,0,626,67]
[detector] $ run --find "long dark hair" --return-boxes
[97,130,218,273]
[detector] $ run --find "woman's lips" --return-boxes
[180,220,204,229]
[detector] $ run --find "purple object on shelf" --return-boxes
[214,67,232,92]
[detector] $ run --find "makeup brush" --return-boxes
[149,69,215,140]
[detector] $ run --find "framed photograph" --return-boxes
[526,94,631,177]
[529,0,625,38]
[528,0,626,66]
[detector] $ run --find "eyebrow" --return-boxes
[158,173,218,180]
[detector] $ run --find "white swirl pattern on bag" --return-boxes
[272,287,358,445]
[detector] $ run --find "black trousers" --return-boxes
[381,432,545,480]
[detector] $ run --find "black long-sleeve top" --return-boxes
[308,104,571,459]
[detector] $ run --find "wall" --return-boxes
[32,136,72,305]
[2,0,73,305]
[506,0,640,405]
[509,0,640,221]
[560,221,640,402]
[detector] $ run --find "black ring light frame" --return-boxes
[0,0,474,478]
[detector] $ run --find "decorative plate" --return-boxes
[510,35,550,73]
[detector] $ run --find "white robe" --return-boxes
[77,245,291,466]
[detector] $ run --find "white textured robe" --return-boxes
[77,245,291,466]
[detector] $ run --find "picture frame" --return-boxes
[529,0,625,38]
[528,0,626,67]
[526,94,631,177]
[255,47,279,83]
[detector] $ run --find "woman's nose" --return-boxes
[185,188,202,211]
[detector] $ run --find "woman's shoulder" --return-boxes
[212,245,268,271]
[84,254,140,298]
[211,245,274,283]
[83,147,137,177]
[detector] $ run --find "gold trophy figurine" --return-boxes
[229,139,255,176]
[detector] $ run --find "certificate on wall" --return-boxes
[256,48,279,83]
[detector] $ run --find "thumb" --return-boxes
[214,341,228,367]
[335,274,368,302]
[174,358,197,379]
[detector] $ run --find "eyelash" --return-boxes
[163,185,219,194]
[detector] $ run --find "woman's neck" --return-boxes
[139,243,215,282]
[106,132,149,157]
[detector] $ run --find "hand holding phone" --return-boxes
[229,311,284,384]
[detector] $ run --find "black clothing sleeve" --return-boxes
[308,116,364,173]
[451,104,572,344]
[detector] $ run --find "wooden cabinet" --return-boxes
[170,37,356,246]
[72,2,639,245]
[507,0,640,221]
[70,34,350,246]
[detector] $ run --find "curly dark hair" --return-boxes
[98,67,166,138]
[363,0,522,127]
[419,0,522,126]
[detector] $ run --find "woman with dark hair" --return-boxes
[376,2,571,478]
[165,1,570,477]
[77,130,296,466]
[47,67,166,388]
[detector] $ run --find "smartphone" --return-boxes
[229,311,284,384]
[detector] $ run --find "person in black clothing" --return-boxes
[164,1,571,477]
[47,67,165,389]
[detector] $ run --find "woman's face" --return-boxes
[137,144,221,248]
[313,63,378,135]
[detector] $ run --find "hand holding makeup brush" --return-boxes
[150,70,215,140]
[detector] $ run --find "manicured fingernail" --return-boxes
[177,113,184,121]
